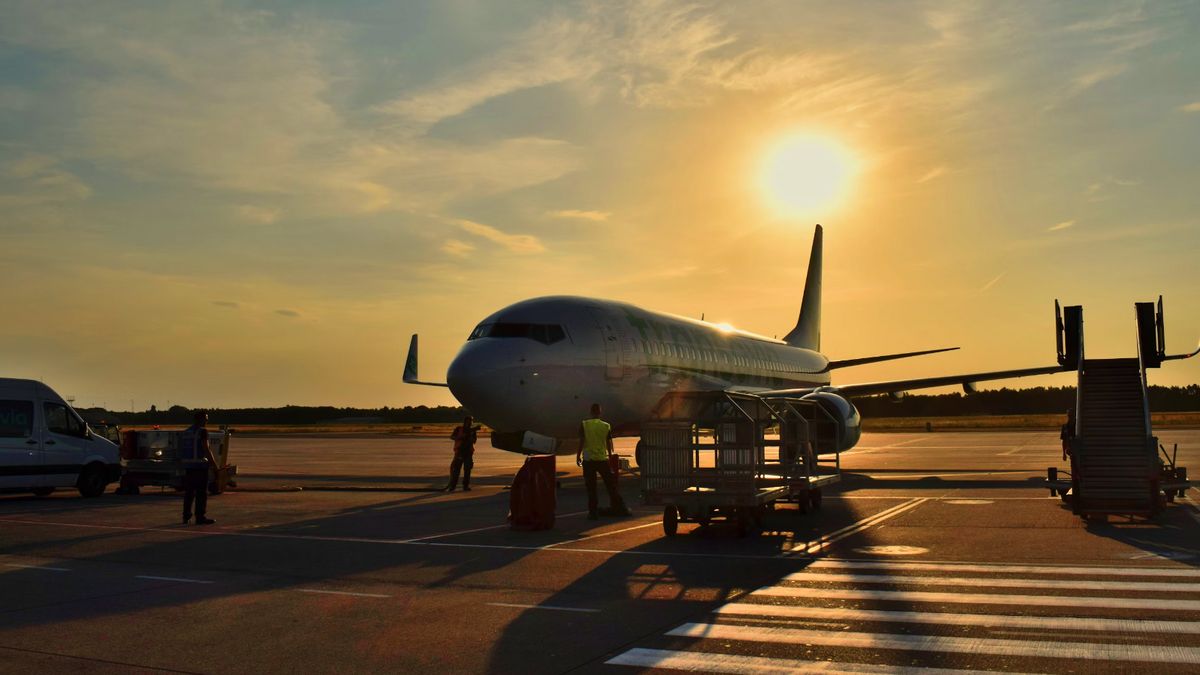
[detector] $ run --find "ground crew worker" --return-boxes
[1061,408,1076,461]
[445,415,478,492]
[576,403,630,520]
[180,410,217,525]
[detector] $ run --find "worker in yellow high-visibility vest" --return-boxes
[576,403,630,520]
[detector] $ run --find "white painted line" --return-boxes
[487,602,599,613]
[788,498,926,554]
[750,586,1200,611]
[859,470,1036,479]
[606,647,1003,674]
[998,444,1029,456]
[136,575,214,584]
[543,520,662,547]
[3,563,70,572]
[399,510,592,542]
[809,559,1200,578]
[782,571,1200,592]
[295,588,390,598]
[667,622,1200,664]
[714,602,1200,635]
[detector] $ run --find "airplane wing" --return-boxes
[826,346,959,370]
[403,334,449,387]
[763,364,1070,398]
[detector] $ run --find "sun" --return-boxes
[759,133,858,217]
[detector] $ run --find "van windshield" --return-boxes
[0,400,34,438]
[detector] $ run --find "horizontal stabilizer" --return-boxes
[403,334,449,387]
[827,346,959,370]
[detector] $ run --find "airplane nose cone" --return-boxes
[447,342,517,429]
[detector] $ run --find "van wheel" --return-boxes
[77,464,107,498]
[32,487,54,497]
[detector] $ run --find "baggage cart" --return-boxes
[640,391,841,537]
[117,429,237,495]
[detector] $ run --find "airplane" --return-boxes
[405,224,1196,458]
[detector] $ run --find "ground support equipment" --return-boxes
[117,429,237,496]
[640,391,841,537]
[1045,298,1191,519]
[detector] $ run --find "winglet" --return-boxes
[783,224,822,350]
[404,334,449,387]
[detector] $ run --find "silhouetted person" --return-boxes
[1061,408,1076,461]
[576,403,629,520]
[181,410,217,525]
[446,415,478,492]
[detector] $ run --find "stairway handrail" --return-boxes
[1074,316,1085,437]
[1134,308,1154,439]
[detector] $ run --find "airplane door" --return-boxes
[589,309,623,381]
[0,399,38,489]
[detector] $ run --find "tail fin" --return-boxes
[783,224,822,350]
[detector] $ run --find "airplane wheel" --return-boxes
[663,506,679,537]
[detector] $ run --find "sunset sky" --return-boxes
[2,1,1198,410]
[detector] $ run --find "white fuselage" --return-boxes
[447,296,830,441]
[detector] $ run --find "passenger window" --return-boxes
[44,402,86,438]
[0,400,34,438]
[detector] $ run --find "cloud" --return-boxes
[455,219,545,254]
[234,204,281,225]
[441,239,475,258]
[550,209,611,221]
[274,309,300,318]
[212,301,240,309]
[1181,102,1200,113]
[0,154,92,210]
[1047,220,1075,232]
[979,273,1005,292]
[915,166,947,184]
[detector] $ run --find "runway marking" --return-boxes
[136,575,214,584]
[858,470,1037,479]
[398,511,590,542]
[543,520,662,547]
[3,563,70,572]
[750,586,1200,611]
[666,622,1200,664]
[998,443,1030,456]
[605,648,1004,674]
[295,588,390,598]
[787,498,927,554]
[844,437,928,455]
[783,571,1200,592]
[486,602,599,613]
[714,602,1200,634]
[807,559,1200,577]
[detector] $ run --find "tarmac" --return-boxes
[2,430,1199,674]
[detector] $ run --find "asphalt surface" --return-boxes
[2,430,1199,674]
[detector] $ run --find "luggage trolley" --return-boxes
[760,395,843,513]
[641,391,842,537]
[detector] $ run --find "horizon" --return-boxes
[3,2,1198,408]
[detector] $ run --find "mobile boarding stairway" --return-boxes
[1047,298,1192,519]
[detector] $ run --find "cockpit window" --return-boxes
[467,322,566,345]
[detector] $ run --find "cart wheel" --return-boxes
[809,488,822,511]
[635,440,645,470]
[1166,491,1176,503]
[663,506,679,537]
[795,497,808,515]
[752,506,766,530]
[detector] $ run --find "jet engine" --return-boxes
[800,391,862,453]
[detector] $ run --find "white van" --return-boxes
[0,378,122,497]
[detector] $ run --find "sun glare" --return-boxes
[760,133,858,217]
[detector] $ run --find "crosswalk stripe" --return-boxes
[605,648,1008,674]
[666,622,1200,664]
[783,571,1200,593]
[714,602,1200,635]
[750,586,1200,611]
[809,559,1200,578]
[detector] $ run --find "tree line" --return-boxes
[79,385,1200,425]
[851,385,1200,417]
